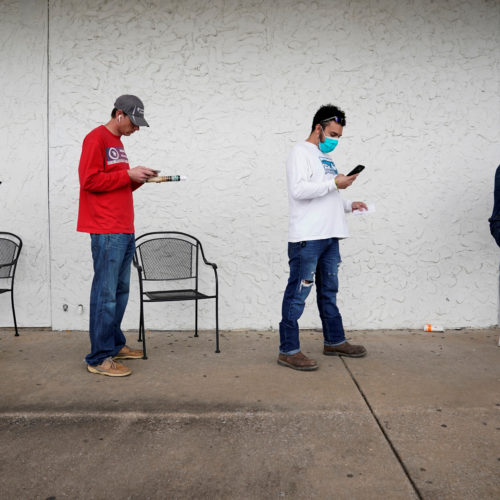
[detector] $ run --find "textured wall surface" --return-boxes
[2,0,500,332]
[0,0,51,327]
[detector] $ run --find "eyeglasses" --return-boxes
[321,115,345,127]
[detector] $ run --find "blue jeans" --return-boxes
[279,238,346,355]
[85,233,135,366]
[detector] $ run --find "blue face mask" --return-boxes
[319,129,339,153]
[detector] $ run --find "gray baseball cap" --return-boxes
[114,94,149,127]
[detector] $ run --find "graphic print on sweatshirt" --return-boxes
[106,147,129,166]
[319,155,337,176]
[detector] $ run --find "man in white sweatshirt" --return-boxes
[278,104,368,371]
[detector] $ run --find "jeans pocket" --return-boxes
[91,233,107,255]
[108,233,134,251]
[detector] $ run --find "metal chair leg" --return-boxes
[194,299,199,337]
[215,295,220,353]
[11,289,19,337]
[140,310,147,360]
[138,303,143,342]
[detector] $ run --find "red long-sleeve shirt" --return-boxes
[77,125,141,234]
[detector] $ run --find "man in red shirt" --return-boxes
[77,95,157,377]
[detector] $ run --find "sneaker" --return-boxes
[323,341,367,358]
[87,357,132,377]
[113,345,144,360]
[277,352,319,371]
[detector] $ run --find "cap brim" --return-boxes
[129,115,149,127]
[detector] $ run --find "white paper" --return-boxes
[352,203,376,216]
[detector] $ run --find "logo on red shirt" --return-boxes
[106,147,129,165]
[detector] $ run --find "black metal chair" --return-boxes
[133,231,219,358]
[0,232,23,336]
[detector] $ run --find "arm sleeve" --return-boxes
[343,199,353,213]
[79,140,131,193]
[131,181,142,191]
[286,148,336,200]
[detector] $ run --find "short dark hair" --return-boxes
[311,104,346,132]
[111,108,127,118]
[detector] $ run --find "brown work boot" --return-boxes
[87,357,132,377]
[323,341,367,358]
[113,345,144,360]
[277,352,319,371]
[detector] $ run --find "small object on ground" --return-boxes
[424,324,444,332]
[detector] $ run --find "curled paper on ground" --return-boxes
[352,203,376,216]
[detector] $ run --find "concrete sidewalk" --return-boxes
[0,327,498,499]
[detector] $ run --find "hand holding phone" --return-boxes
[347,164,365,177]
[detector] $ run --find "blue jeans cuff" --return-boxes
[324,340,346,347]
[279,348,301,355]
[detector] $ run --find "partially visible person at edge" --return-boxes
[488,164,500,327]
[489,165,500,248]
[77,95,157,377]
[278,104,368,371]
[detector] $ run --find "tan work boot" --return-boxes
[113,345,144,360]
[277,352,319,371]
[323,341,367,358]
[87,357,132,377]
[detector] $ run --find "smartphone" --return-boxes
[347,164,365,177]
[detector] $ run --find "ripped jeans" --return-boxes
[279,238,346,355]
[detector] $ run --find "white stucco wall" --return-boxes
[1,0,499,332]
[0,0,51,327]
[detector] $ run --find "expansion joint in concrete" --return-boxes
[341,357,424,500]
